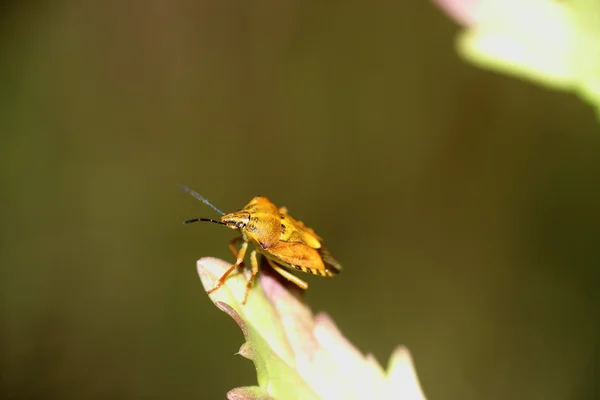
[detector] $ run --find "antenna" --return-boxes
[183,217,225,225]
[178,185,225,216]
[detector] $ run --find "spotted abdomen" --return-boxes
[291,264,336,277]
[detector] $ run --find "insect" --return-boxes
[180,185,342,304]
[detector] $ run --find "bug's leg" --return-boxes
[228,236,244,259]
[266,259,309,290]
[242,250,259,305]
[207,241,248,295]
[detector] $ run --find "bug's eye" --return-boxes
[236,221,245,229]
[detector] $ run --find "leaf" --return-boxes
[197,257,427,400]
[434,0,600,121]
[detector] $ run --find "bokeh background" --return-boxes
[1,1,599,399]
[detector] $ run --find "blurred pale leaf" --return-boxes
[435,0,600,121]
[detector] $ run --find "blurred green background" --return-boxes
[1,1,599,399]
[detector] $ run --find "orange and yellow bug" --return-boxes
[180,185,342,304]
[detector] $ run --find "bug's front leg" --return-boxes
[228,236,244,258]
[207,241,248,295]
[242,250,259,305]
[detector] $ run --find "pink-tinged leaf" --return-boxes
[433,0,483,26]
[434,0,600,121]
[197,257,427,400]
[227,386,274,400]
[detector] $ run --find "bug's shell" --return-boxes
[222,196,342,277]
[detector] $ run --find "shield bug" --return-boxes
[179,185,342,304]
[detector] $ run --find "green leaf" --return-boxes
[197,257,427,400]
[437,0,600,121]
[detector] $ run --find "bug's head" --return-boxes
[221,210,250,231]
[180,185,251,232]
